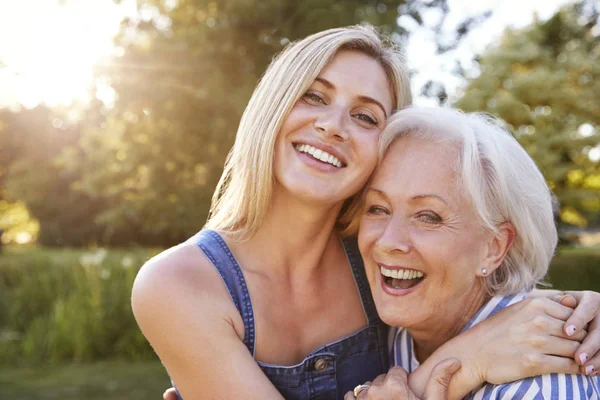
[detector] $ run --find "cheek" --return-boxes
[357,134,380,167]
[358,219,386,261]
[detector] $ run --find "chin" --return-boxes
[373,294,424,328]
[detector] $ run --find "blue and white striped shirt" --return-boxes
[389,293,600,399]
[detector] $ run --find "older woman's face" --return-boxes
[358,137,493,329]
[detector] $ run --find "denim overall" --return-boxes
[175,229,388,400]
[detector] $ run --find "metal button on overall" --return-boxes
[314,358,328,371]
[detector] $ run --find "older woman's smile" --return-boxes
[379,264,425,292]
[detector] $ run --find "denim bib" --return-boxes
[175,229,388,400]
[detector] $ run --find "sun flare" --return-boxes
[0,0,133,108]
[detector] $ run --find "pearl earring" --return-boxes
[481,268,488,275]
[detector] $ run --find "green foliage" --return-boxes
[1,0,488,246]
[0,106,113,246]
[0,200,38,244]
[61,0,417,245]
[0,246,161,365]
[456,1,600,226]
[546,247,600,292]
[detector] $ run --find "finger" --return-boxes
[357,385,370,400]
[538,335,581,358]
[559,295,577,309]
[383,366,409,385]
[352,382,372,400]
[535,298,574,321]
[564,291,600,336]
[523,354,580,376]
[576,317,600,367]
[372,373,386,386]
[163,388,178,400]
[424,358,461,400]
[580,362,597,376]
[344,391,355,400]
[530,314,586,342]
[547,293,569,306]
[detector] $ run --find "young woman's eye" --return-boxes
[303,92,326,105]
[354,112,378,126]
[366,205,389,216]
[416,212,442,224]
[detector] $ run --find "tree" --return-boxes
[58,0,480,245]
[2,0,488,245]
[456,1,600,228]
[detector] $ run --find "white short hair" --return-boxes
[379,107,557,295]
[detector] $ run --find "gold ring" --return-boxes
[353,384,370,398]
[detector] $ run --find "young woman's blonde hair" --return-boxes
[205,24,412,239]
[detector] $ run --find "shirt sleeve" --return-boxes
[477,374,600,400]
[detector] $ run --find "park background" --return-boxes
[0,0,599,398]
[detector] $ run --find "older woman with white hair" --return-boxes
[354,107,600,399]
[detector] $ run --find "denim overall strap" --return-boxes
[341,236,381,326]
[194,230,256,356]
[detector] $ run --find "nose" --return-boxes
[314,107,349,141]
[374,216,411,255]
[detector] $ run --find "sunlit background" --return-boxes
[0,0,580,108]
[0,0,598,398]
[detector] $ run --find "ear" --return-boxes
[478,222,516,277]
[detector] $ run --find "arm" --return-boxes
[132,244,284,400]
[408,296,595,400]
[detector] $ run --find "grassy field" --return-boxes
[0,360,170,400]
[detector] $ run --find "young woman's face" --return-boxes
[273,50,394,205]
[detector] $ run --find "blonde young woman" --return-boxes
[132,26,600,400]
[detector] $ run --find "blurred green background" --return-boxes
[0,0,598,398]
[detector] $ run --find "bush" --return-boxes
[546,247,600,293]
[0,246,161,365]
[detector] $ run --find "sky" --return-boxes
[406,0,574,105]
[0,0,576,109]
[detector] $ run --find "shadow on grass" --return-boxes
[0,360,170,400]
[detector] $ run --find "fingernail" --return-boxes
[566,325,577,336]
[585,365,595,375]
[579,353,589,364]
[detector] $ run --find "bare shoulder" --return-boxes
[130,242,283,399]
[131,241,242,341]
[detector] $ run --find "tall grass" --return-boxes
[0,245,161,365]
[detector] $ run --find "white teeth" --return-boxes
[294,144,343,168]
[380,266,424,280]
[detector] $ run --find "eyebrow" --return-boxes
[411,194,448,206]
[314,77,388,118]
[367,188,448,206]
[367,187,385,195]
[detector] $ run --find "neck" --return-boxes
[410,285,489,363]
[232,184,346,277]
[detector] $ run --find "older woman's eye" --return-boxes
[354,112,378,126]
[303,92,326,105]
[416,212,442,224]
[366,205,389,216]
